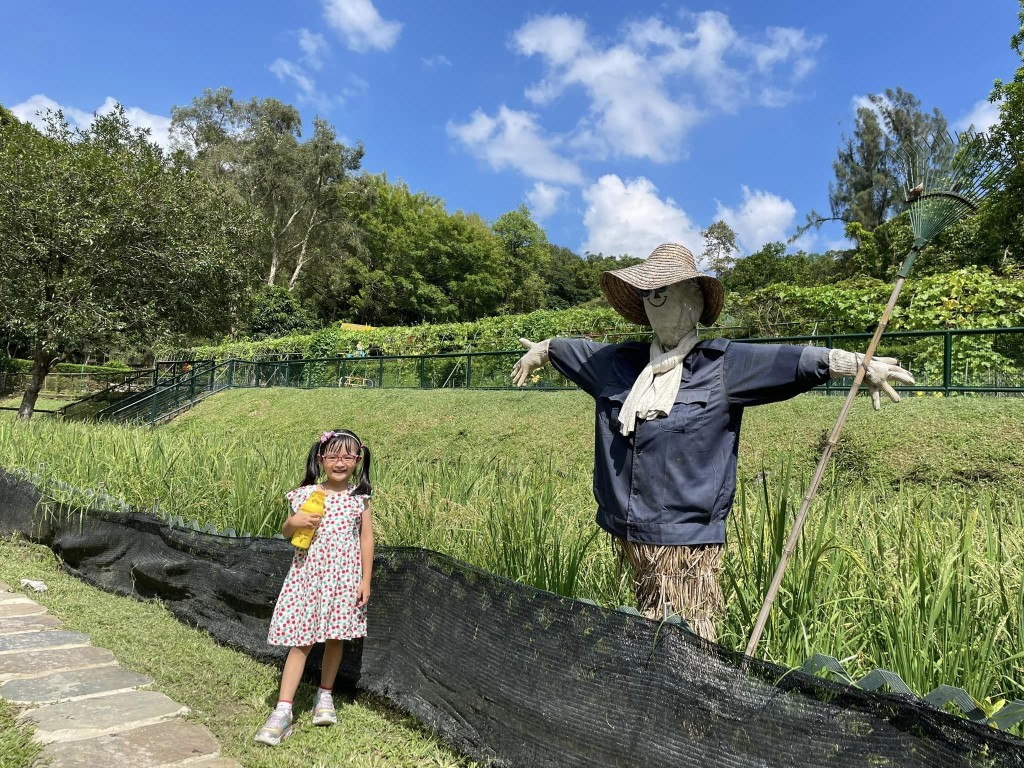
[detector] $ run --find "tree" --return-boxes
[0,105,260,418]
[828,88,948,230]
[316,175,508,325]
[701,220,739,275]
[492,205,550,313]
[544,245,593,309]
[244,285,319,340]
[170,88,365,290]
[976,1,1024,273]
[719,242,844,294]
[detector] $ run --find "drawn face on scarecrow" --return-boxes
[641,280,704,347]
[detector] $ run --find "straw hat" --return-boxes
[601,243,724,327]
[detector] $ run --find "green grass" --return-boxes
[0,396,70,413]
[0,538,473,768]
[0,697,46,768]
[1,388,1023,715]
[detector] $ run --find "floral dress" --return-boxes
[267,484,369,645]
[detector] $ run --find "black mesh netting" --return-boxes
[2,470,1022,767]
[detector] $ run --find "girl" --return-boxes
[254,429,375,746]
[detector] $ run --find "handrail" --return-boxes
[59,368,157,419]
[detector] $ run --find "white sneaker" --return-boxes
[312,695,337,726]
[254,707,293,745]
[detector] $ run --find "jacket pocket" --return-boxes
[657,388,710,434]
[597,385,631,432]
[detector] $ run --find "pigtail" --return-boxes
[300,441,322,486]
[352,444,373,497]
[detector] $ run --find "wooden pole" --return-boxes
[744,247,919,659]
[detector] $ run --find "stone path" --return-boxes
[0,580,241,767]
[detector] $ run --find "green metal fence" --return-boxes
[86,327,1024,426]
[225,326,1024,396]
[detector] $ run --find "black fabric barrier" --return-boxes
[2,470,1023,767]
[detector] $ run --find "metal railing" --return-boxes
[95,360,219,424]
[68,327,1024,426]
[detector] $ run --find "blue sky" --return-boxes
[2,1,1020,265]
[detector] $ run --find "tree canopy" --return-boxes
[0,104,260,417]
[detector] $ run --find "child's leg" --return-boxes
[278,645,314,703]
[320,640,344,690]
[312,640,344,726]
[255,644,312,745]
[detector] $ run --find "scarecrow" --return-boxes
[512,243,914,641]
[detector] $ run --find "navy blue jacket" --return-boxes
[548,337,831,546]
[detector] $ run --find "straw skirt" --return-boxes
[613,538,724,642]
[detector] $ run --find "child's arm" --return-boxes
[356,501,374,607]
[281,510,320,537]
[281,488,322,537]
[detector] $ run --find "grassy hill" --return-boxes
[166,388,1024,494]
[1,389,1022,708]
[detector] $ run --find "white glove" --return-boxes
[828,349,916,411]
[511,338,550,387]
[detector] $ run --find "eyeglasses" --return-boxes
[321,453,360,464]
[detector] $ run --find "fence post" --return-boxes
[943,331,953,395]
[285,362,291,388]
[378,356,384,387]
[826,336,834,395]
[419,357,426,389]
[466,352,472,388]
[189,370,196,404]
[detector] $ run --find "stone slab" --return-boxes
[0,594,36,605]
[0,602,47,618]
[0,613,62,634]
[0,645,115,681]
[185,758,244,767]
[0,580,9,591]
[22,689,187,744]
[39,719,220,768]
[0,630,89,654]
[0,664,150,704]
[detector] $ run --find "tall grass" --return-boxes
[1,407,1021,707]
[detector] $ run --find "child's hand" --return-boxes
[356,579,371,607]
[292,512,321,530]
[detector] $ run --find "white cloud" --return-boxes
[297,28,330,70]
[447,106,583,184]
[824,236,855,252]
[715,185,796,252]
[505,11,823,163]
[525,182,567,220]
[750,26,822,78]
[422,54,452,68]
[955,98,1000,132]
[270,58,317,98]
[322,0,401,52]
[10,93,172,149]
[581,174,702,260]
[269,58,340,111]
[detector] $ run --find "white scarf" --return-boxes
[618,330,699,437]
